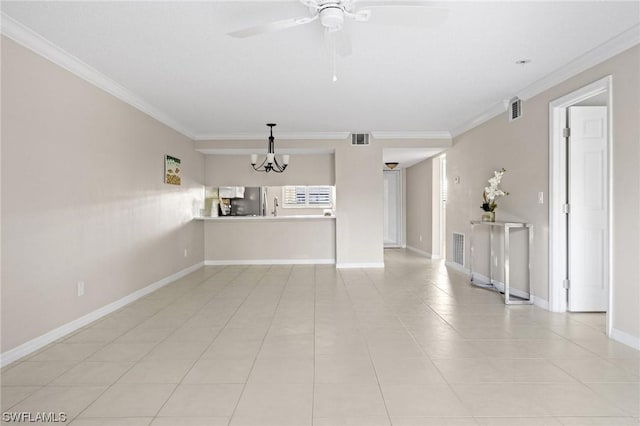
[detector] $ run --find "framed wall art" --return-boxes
[164,155,181,185]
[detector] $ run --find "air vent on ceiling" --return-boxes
[509,97,522,122]
[452,232,465,267]
[351,133,370,145]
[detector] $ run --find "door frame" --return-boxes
[436,154,447,259]
[383,169,403,248]
[548,75,613,334]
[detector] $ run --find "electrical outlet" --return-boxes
[419,235,422,242]
[494,256,498,267]
[538,191,544,204]
[77,281,85,297]
[184,248,188,257]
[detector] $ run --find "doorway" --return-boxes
[383,169,402,247]
[549,76,612,334]
[431,154,447,259]
[439,155,447,258]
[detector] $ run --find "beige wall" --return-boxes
[197,137,442,267]
[204,219,335,262]
[446,45,639,340]
[1,37,205,352]
[205,154,334,186]
[335,141,384,266]
[406,158,433,255]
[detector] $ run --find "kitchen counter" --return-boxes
[195,215,334,221]
[201,214,336,265]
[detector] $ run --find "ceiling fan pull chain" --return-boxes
[332,50,338,82]
[325,28,338,82]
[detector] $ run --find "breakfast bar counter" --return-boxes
[197,215,336,265]
[195,214,333,221]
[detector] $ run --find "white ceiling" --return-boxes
[2,1,639,140]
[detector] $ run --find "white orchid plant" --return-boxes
[481,168,509,212]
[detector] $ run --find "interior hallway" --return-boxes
[1,249,638,425]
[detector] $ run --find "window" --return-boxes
[282,186,333,208]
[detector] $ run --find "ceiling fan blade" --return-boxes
[352,1,448,28]
[228,15,318,38]
[353,0,439,7]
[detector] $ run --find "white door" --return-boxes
[567,106,608,312]
[439,156,447,257]
[383,170,401,247]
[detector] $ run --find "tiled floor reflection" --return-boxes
[2,249,638,425]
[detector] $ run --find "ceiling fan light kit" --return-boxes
[228,1,444,43]
[228,0,445,82]
[320,5,345,30]
[251,123,289,173]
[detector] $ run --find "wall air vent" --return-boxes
[351,133,370,145]
[509,97,522,122]
[452,232,465,266]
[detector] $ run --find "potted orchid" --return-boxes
[481,168,509,222]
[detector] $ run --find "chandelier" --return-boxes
[250,123,289,173]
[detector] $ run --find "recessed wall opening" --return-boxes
[549,76,612,336]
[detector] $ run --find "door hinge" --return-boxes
[563,127,571,138]
[562,203,570,214]
[563,279,570,289]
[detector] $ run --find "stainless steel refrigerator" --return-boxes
[229,187,262,216]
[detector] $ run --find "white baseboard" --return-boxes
[406,245,432,258]
[0,261,204,368]
[472,273,530,299]
[205,259,335,266]
[443,264,547,308]
[336,262,385,269]
[532,297,549,310]
[610,327,640,350]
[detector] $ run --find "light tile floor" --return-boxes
[2,249,639,425]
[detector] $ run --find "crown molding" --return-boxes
[450,102,507,138]
[518,23,640,101]
[194,132,350,141]
[196,131,453,141]
[4,10,637,144]
[1,12,195,140]
[451,23,640,139]
[371,131,452,140]
[196,147,335,155]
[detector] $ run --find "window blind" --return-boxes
[282,186,333,208]
[283,186,306,207]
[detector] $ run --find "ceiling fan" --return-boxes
[228,0,447,81]
[227,0,448,51]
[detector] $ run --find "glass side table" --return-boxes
[469,220,533,305]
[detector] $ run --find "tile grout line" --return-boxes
[363,265,477,423]
[5,264,227,422]
[65,265,231,424]
[340,268,394,426]
[147,265,254,424]
[225,264,294,426]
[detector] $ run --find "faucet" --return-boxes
[272,197,279,216]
